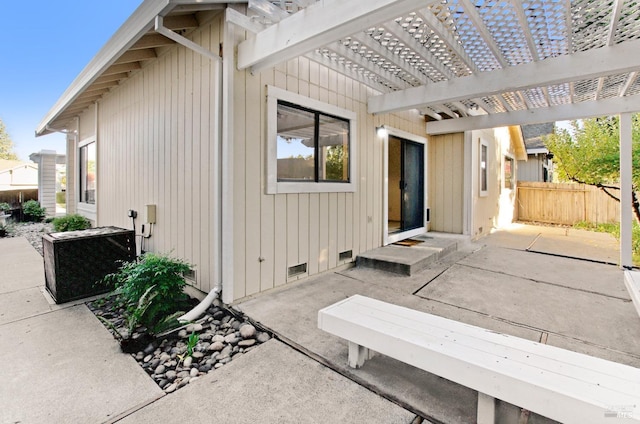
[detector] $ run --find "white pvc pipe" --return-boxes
[178,286,221,323]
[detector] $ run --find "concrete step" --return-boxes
[356,235,458,276]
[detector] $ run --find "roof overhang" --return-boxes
[36,0,237,137]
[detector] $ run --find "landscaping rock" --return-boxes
[239,324,256,339]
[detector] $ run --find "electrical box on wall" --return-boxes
[146,204,156,224]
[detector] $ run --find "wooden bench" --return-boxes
[318,295,640,424]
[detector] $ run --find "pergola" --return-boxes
[234,0,639,268]
[36,0,639,266]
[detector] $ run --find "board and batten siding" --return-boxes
[84,14,224,293]
[232,53,426,300]
[428,133,464,234]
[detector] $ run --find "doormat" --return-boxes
[394,238,424,247]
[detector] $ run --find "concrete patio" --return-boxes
[0,223,638,423]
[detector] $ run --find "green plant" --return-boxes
[186,331,199,356]
[0,202,10,213]
[105,253,192,333]
[52,214,92,232]
[55,191,66,205]
[22,200,46,222]
[0,224,8,237]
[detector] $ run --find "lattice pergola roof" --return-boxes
[37,0,640,136]
[237,0,640,134]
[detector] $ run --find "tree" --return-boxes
[544,114,640,223]
[0,118,19,160]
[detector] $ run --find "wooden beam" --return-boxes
[94,72,129,84]
[131,33,175,49]
[415,8,478,73]
[425,94,640,134]
[607,0,624,46]
[620,72,638,97]
[162,14,199,31]
[248,0,289,23]
[325,42,410,89]
[511,0,539,61]
[369,39,640,114]
[114,48,156,64]
[305,51,392,94]
[237,0,436,72]
[84,82,119,93]
[459,0,508,68]
[350,33,431,84]
[102,62,142,76]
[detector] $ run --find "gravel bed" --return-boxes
[87,296,272,394]
[8,222,271,394]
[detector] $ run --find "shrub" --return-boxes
[22,200,46,222]
[105,253,192,333]
[56,191,66,205]
[0,224,8,237]
[0,202,10,213]
[52,214,92,232]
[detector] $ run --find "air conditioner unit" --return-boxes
[43,226,135,303]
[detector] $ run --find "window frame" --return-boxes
[479,138,489,197]
[266,85,357,194]
[78,137,97,206]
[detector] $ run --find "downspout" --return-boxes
[153,15,224,322]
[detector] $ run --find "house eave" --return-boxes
[36,0,236,137]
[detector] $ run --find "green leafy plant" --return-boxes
[0,202,10,213]
[105,253,193,334]
[22,200,46,222]
[186,331,199,357]
[52,214,92,232]
[0,223,8,238]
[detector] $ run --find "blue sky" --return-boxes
[0,1,143,161]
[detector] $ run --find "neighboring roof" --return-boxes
[521,123,554,152]
[38,0,640,137]
[0,162,38,191]
[0,159,24,172]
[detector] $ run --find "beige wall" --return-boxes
[231,52,425,300]
[470,127,517,238]
[76,14,224,293]
[72,13,425,300]
[428,133,464,234]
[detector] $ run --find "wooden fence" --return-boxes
[516,182,620,225]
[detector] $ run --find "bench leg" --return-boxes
[348,341,369,368]
[477,393,496,424]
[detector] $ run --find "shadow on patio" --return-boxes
[236,223,640,423]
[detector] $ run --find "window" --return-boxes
[504,156,514,189]
[277,101,350,183]
[267,86,357,194]
[479,139,488,197]
[79,141,96,204]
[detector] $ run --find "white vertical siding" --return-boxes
[232,54,425,300]
[428,133,465,234]
[89,14,224,293]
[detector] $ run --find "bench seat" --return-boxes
[318,295,640,424]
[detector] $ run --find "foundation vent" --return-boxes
[183,269,197,282]
[339,250,353,261]
[288,263,307,278]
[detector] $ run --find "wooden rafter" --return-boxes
[350,33,431,85]
[607,0,624,46]
[248,0,289,22]
[325,42,410,89]
[458,0,508,68]
[114,49,156,64]
[102,62,142,76]
[381,21,455,80]
[414,8,478,74]
[511,0,539,62]
[237,0,436,73]
[131,33,175,50]
[620,72,639,97]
